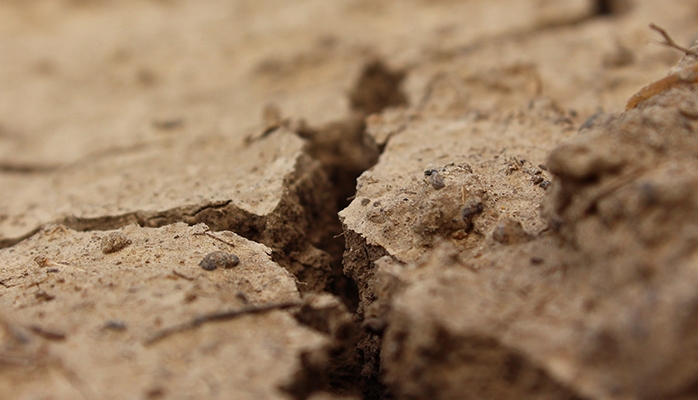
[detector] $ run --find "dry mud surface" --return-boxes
[2,1,698,399]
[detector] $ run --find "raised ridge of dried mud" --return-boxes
[341,35,698,400]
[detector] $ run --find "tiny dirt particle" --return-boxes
[427,171,446,190]
[101,232,132,254]
[199,251,240,271]
[492,218,530,244]
[102,320,127,331]
[35,290,55,302]
[539,180,551,190]
[531,175,544,185]
[461,199,484,231]
[461,200,484,219]
[152,118,184,131]
[451,230,467,240]
[34,256,49,267]
[361,198,371,206]
[640,183,659,206]
[362,318,387,334]
[146,387,165,399]
[578,111,605,131]
[235,291,249,304]
[458,163,473,173]
[184,292,198,303]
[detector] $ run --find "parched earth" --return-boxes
[1,1,698,399]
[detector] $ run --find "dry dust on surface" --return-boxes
[2,0,698,399]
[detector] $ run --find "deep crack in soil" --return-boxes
[5,2,698,400]
[281,59,409,400]
[0,57,408,400]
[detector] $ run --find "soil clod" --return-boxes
[100,232,132,254]
[199,251,240,271]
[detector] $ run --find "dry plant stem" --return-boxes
[626,25,698,110]
[171,269,195,281]
[144,301,301,346]
[192,229,236,248]
[649,23,698,57]
[29,325,66,341]
[626,63,698,110]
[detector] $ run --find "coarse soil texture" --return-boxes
[2,1,698,399]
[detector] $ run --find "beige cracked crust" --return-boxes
[2,0,698,399]
[376,79,698,398]
[0,130,305,240]
[0,223,323,399]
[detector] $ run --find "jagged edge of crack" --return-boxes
[239,59,409,400]
[6,58,409,400]
[0,152,334,295]
[282,293,391,400]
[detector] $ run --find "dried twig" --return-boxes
[650,23,698,57]
[204,231,236,247]
[626,25,698,110]
[171,269,195,281]
[144,301,300,346]
[29,325,66,341]
[192,228,236,248]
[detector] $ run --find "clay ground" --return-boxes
[1,0,698,399]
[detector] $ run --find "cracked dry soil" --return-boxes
[2,1,698,399]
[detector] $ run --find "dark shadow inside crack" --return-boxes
[593,0,632,16]
[4,57,409,400]
[295,59,409,312]
[280,58,408,400]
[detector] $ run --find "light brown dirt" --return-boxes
[2,0,698,399]
[0,223,318,399]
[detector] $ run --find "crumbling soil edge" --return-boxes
[277,59,408,400]
[0,58,409,400]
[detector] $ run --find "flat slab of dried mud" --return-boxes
[0,223,320,399]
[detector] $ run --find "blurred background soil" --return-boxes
[2,1,698,399]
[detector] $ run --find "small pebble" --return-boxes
[427,171,446,190]
[153,118,184,131]
[199,251,240,271]
[461,199,484,220]
[102,320,128,331]
[461,199,484,231]
[101,232,132,254]
[34,290,55,302]
[34,256,50,267]
[492,218,530,244]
